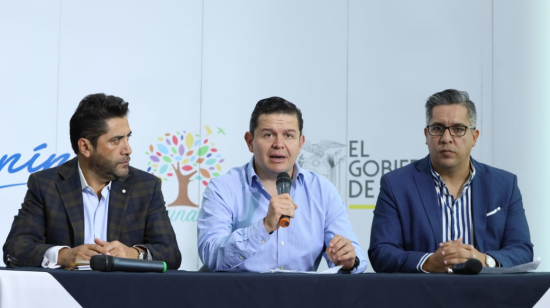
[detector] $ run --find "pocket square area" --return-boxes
[486,207,501,217]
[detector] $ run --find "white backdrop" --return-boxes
[0,0,547,272]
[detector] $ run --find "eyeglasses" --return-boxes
[426,125,475,137]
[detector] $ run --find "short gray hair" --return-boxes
[425,89,477,127]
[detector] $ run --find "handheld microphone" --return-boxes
[451,258,482,275]
[90,254,167,273]
[276,172,292,228]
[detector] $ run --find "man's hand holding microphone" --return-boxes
[263,172,297,233]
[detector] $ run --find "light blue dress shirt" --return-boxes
[78,163,110,244]
[198,158,367,273]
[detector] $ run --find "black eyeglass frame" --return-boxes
[426,125,476,137]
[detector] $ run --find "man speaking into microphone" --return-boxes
[198,97,366,273]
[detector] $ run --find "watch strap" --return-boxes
[351,256,360,271]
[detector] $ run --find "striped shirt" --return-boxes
[417,161,476,272]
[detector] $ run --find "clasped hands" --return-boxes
[263,194,357,271]
[58,238,139,268]
[422,237,487,273]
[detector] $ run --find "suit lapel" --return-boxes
[471,159,488,251]
[108,177,130,241]
[413,156,443,246]
[57,158,85,246]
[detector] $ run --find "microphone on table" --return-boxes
[451,258,483,275]
[276,172,292,228]
[90,254,167,273]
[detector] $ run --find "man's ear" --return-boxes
[78,138,93,158]
[471,129,480,147]
[244,131,254,153]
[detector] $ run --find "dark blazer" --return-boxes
[3,157,181,269]
[368,155,533,273]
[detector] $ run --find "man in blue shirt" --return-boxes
[198,97,366,273]
[368,89,533,273]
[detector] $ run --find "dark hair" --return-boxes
[69,93,129,154]
[249,96,304,135]
[425,89,477,127]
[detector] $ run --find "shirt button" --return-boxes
[239,256,243,260]
[281,241,284,246]
[261,240,266,244]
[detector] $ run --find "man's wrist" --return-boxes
[263,218,276,234]
[419,253,435,273]
[421,261,431,273]
[132,247,140,259]
[56,247,72,268]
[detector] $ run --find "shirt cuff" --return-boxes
[42,246,70,268]
[417,253,433,273]
[224,219,272,265]
[245,219,272,254]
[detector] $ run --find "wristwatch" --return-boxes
[134,246,147,260]
[351,256,360,271]
[486,254,496,267]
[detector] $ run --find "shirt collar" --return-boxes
[77,161,112,192]
[429,157,476,188]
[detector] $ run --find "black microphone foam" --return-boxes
[276,172,291,195]
[452,258,482,275]
[90,254,167,273]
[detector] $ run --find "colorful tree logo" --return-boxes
[146,128,224,207]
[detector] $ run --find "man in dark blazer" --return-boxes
[3,94,181,269]
[368,89,533,273]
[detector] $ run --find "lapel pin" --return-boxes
[122,189,126,194]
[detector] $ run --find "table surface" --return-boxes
[1,268,549,308]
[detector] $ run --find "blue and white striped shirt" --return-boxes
[417,161,476,272]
